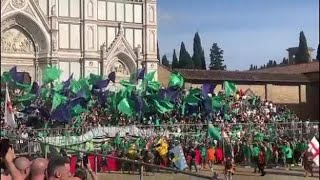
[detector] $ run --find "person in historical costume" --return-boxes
[252,143,260,173]
[155,137,169,167]
[126,143,138,174]
[302,149,314,177]
[207,144,216,171]
[257,147,266,176]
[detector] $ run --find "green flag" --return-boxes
[152,99,174,113]
[168,73,184,89]
[184,94,200,106]
[71,104,88,116]
[208,124,221,141]
[52,92,67,110]
[147,81,161,92]
[144,71,156,82]
[117,98,134,116]
[212,95,223,109]
[42,66,61,84]
[88,74,102,85]
[189,88,202,96]
[223,81,236,96]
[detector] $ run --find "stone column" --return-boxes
[50,4,59,65]
[143,0,158,80]
[100,43,106,77]
[34,44,39,82]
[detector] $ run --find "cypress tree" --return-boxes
[317,44,320,60]
[179,42,194,69]
[157,41,160,61]
[273,60,277,67]
[295,31,310,64]
[200,49,206,70]
[171,49,179,69]
[249,64,253,70]
[209,43,226,70]
[281,57,288,65]
[161,55,170,68]
[192,32,203,69]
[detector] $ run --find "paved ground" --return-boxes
[96,165,319,180]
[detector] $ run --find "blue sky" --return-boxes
[157,0,319,70]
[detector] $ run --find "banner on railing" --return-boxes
[39,125,159,146]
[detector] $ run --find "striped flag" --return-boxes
[308,137,319,166]
[4,84,16,128]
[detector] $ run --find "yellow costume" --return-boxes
[128,144,137,159]
[155,138,168,157]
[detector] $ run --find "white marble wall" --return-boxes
[58,23,69,49]
[39,0,48,15]
[125,28,133,48]
[59,61,70,81]
[85,60,99,77]
[107,2,115,21]
[70,0,80,18]
[59,61,81,80]
[70,24,80,49]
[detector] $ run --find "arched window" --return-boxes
[87,0,93,17]
[88,26,94,49]
[149,6,155,22]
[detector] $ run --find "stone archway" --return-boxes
[1,12,50,82]
[105,52,137,83]
[1,26,36,76]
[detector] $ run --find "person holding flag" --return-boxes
[4,84,16,128]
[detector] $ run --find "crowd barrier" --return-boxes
[8,136,213,180]
[5,122,318,155]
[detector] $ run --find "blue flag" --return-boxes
[51,104,72,123]
[93,79,109,91]
[62,73,73,89]
[169,145,188,170]
[202,83,216,94]
[108,72,116,83]
[30,82,39,94]
[9,66,25,84]
[137,68,145,80]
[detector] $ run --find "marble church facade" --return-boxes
[1,0,158,85]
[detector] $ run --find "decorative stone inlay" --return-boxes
[117,43,126,51]
[1,28,35,53]
[11,0,26,9]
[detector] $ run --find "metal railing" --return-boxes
[6,136,213,180]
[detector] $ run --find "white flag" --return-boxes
[4,84,16,128]
[308,136,319,166]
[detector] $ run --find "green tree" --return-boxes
[192,32,203,69]
[295,31,310,64]
[209,43,226,70]
[161,55,170,68]
[157,41,160,61]
[317,44,320,60]
[200,49,206,70]
[249,64,253,70]
[281,57,289,65]
[179,42,194,69]
[171,49,179,69]
[272,60,277,67]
